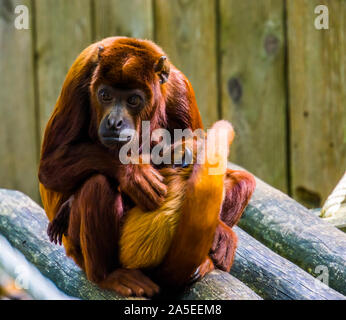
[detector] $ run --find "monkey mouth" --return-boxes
[104,136,131,142]
[101,135,132,145]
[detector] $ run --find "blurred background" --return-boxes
[0,0,345,212]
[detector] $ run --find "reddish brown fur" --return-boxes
[39,37,255,297]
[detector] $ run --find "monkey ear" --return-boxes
[154,56,170,84]
[98,45,104,60]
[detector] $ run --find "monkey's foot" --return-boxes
[98,268,160,298]
[209,221,237,272]
[188,257,215,284]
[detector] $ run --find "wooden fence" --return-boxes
[0,0,345,207]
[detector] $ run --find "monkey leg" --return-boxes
[63,174,122,282]
[209,169,255,271]
[64,174,159,297]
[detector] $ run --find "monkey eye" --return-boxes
[127,94,141,107]
[99,88,113,102]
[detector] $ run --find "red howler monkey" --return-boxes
[38,37,255,297]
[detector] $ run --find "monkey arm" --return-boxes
[38,142,119,194]
[39,143,167,212]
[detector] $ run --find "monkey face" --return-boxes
[88,38,171,149]
[96,84,146,147]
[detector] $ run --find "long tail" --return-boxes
[157,120,234,286]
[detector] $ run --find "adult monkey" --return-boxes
[39,37,255,297]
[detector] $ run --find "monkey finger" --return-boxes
[143,170,167,197]
[210,231,221,252]
[47,223,52,240]
[54,228,61,244]
[150,167,164,182]
[113,283,132,297]
[48,223,57,243]
[120,276,149,297]
[137,180,164,210]
[131,270,160,295]
[140,278,160,295]
[53,232,58,245]
[188,267,201,284]
[212,245,228,266]
[58,231,63,246]
[142,166,166,192]
[52,226,59,244]
[122,271,159,297]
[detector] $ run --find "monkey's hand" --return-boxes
[47,196,74,245]
[98,268,160,297]
[118,164,167,212]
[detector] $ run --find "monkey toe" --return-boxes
[99,268,160,298]
[188,257,215,285]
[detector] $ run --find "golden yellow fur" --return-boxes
[119,120,234,270]
[119,167,191,269]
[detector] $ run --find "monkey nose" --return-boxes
[107,116,123,131]
[115,119,123,129]
[107,116,115,129]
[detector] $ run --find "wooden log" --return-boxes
[229,163,346,296]
[1,188,343,300]
[0,189,261,300]
[233,226,345,300]
[0,234,71,300]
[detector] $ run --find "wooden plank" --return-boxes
[229,163,346,296]
[287,0,346,208]
[94,0,153,40]
[35,0,92,140]
[154,0,218,128]
[0,189,261,300]
[0,0,39,202]
[220,0,288,192]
